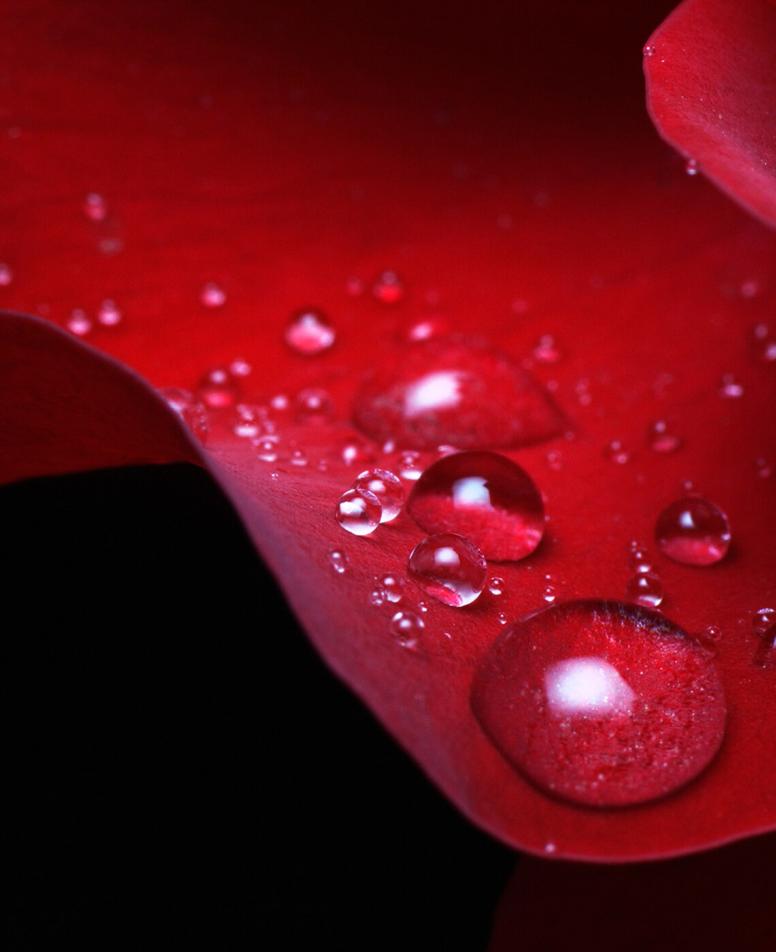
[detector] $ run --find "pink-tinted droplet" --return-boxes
[407,532,487,607]
[66,309,92,336]
[335,488,382,536]
[97,299,122,327]
[471,600,727,807]
[200,281,226,308]
[532,334,561,364]
[0,262,13,286]
[655,496,731,566]
[405,316,450,343]
[603,439,631,465]
[353,468,405,523]
[647,419,682,454]
[685,158,700,176]
[196,367,241,409]
[378,574,406,604]
[285,309,336,355]
[84,192,108,221]
[719,373,744,398]
[353,339,564,450]
[407,451,545,562]
[372,269,405,304]
[390,610,424,648]
[340,435,377,468]
[626,572,664,609]
[295,387,334,424]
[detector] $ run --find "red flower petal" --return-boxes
[646,0,776,228]
[2,1,776,861]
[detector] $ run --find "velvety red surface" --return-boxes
[2,1,776,860]
[646,0,776,228]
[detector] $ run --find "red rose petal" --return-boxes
[2,1,776,862]
[646,0,776,228]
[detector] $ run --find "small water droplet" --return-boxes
[84,192,108,221]
[685,158,700,176]
[196,367,241,409]
[533,334,561,364]
[256,437,279,462]
[372,270,405,304]
[390,610,424,648]
[407,532,487,607]
[408,451,545,561]
[66,308,92,336]
[271,393,290,412]
[543,585,556,604]
[97,298,122,327]
[294,387,334,424]
[398,450,424,481]
[643,43,655,58]
[750,323,776,363]
[543,841,557,855]
[647,419,682,454]
[405,316,450,343]
[418,600,429,614]
[285,308,336,355]
[328,549,349,575]
[626,572,664,609]
[603,439,631,465]
[497,611,508,625]
[379,574,406,604]
[753,607,776,636]
[340,435,377,468]
[229,358,252,377]
[489,577,505,597]
[159,387,209,444]
[353,468,405,523]
[200,281,226,308]
[335,488,382,536]
[471,600,727,807]
[719,373,744,398]
[628,547,654,575]
[290,447,308,467]
[0,262,13,286]
[369,587,386,607]
[755,457,773,479]
[703,624,722,643]
[655,496,731,566]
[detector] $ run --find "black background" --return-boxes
[3,463,514,949]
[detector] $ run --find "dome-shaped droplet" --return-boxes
[353,339,564,451]
[294,387,334,424]
[97,298,122,327]
[353,468,404,523]
[372,270,405,304]
[488,577,505,596]
[626,572,664,609]
[84,192,108,221]
[405,316,450,343]
[66,308,92,336]
[647,419,682,454]
[285,309,336,355]
[407,532,487,607]
[532,334,561,364]
[340,435,376,468]
[719,373,744,398]
[0,262,13,286]
[328,549,349,575]
[471,600,727,807]
[407,451,545,561]
[751,323,776,363]
[196,367,241,409]
[685,158,700,176]
[335,488,382,536]
[378,574,405,603]
[200,281,226,308]
[655,496,731,566]
[390,610,424,648]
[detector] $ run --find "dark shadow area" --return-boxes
[2,463,514,949]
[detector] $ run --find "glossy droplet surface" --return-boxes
[353,339,564,451]
[353,468,404,523]
[196,367,241,409]
[200,281,226,308]
[655,497,731,566]
[0,262,13,286]
[378,574,405,604]
[626,572,664,609]
[408,451,545,561]
[335,488,381,536]
[97,298,122,327]
[159,387,209,444]
[285,309,336,355]
[294,387,334,424]
[390,610,423,648]
[471,601,727,807]
[328,549,349,575]
[66,308,92,336]
[407,532,487,607]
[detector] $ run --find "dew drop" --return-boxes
[285,309,336,355]
[408,451,545,562]
[703,624,722,643]
[390,610,424,648]
[643,43,655,58]
[200,281,226,308]
[655,496,731,566]
[196,367,241,409]
[603,439,631,465]
[543,585,557,604]
[532,334,561,364]
[418,600,429,614]
[255,437,279,462]
[335,488,382,536]
[353,468,404,523]
[407,532,487,607]
[229,358,252,377]
[489,577,505,597]
[97,298,122,327]
[340,435,377,468]
[405,316,450,343]
[294,387,334,424]
[290,447,309,467]
[328,549,349,575]
[66,308,92,336]
[685,158,700,176]
[753,607,776,636]
[372,270,405,304]
[369,588,386,607]
[497,611,508,625]
[626,572,664,609]
[471,600,727,807]
[271,393,290,412]
[84,192,108,221]
[397,450,424,481]
[719,373,744,398]
[751,323,776,363]
[628,547,654,575]
[379,574,406,604]
[647,419,682,454]
[353,339,564,450]
[755,457,772,479]
[0,262,13,286]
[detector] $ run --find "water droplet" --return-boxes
[200,281,226,308]
[647,419,682,454]
[84,192,108,221]
[97,298,122,327]
[685,158,700,176]
[372,270,405,304]
[497,611,508,625]
[703,624,722,643]
[533,334,561,364]
[271,393,290,412]
[543,585,557,604]
[408,451,545,561]
[354,340,563,450]
[405,316,450,343]
[719,373,744,398]
[196,367,241,409]
[629,547,654,575]
[489,577,505,596]
[340,435,377,468]
[285,309,336,355]
[290,447,308,467]
[407,532,487,607]
[397,450,424,481]
[335,488,382,536]
[655,496,731,566]
[418,600,429,614]
[159,387,209,444]
[294,387,334,424]
[471,600,727,807]
[750,323,776,363]
[755,457,773,479]
[353,468,405,523]
[643,43,655,58]
[229,358,252,377]
[603,439,631,464]
[390,610,424,648]
[626,572,664,609]
[753,607,776,636]
[379,574,406,603]
[256,437,278,462]
[328,549,349,575]
[66,308,92,336]
[0,262,13,286]
[369,587,386,607]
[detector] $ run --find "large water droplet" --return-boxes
[407,451,545,561]
[655,497,731,566]
[285,309,336,355]
[353,339,564,450]
[353,468,405,523]
[335,488,382,536]
[407,532,487,607]
[471,600,727,807]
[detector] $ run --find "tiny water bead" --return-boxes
[353,338,564,451]
[83,192,108,221]
[285,309,336,355]
[471,600,727,807]
[397,450,424,481]
[379,574,406,603]
[255,437,278,462]
[294,387,334,424]
[97,298,122,327]
[353,468,404,523]
[196,367,241,409]
[200,281,226,308]
[290,447,309,467]
[328,549,349,575]
[372,269,405,304]
[753,607,776,636]
[407,532,487,608]
[643,43,656,57]
[532,334,561,364]
[66,308,92,336]
[407,451,545,562]
[489,577,505,597]
[390,610,424,648]
[0,262,13,286]
[497,612,508,625]
[341,435,376,468]
[159,387,209,444]
[751,323,776,363]
[405,316,450,343]
[603,439,631,465]
[685,158,700,176]
[626,572,664,609]
[655,497,731,566]
[647,419,682,454]
[335,488,382,536]
[719,373,744,398]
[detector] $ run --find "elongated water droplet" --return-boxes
[655,496,731,566]
[471,600,727,807]
[285,309,336,355]
[408,451,545,561]
[353,468,404,523]
[407,532,487,607]
[335,488,381,536]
